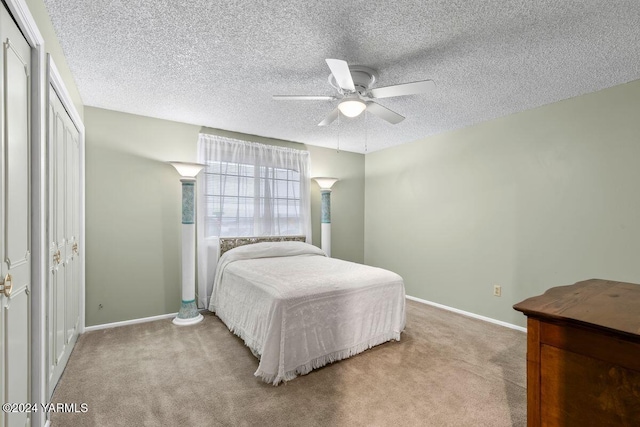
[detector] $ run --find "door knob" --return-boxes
[72,243,79,255]
[0,273,12,297]
[53,250,61,264]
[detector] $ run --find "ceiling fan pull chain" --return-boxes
[337,114,341,153]
[365,111,368,153]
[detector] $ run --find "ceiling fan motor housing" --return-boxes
[328,66,378,96]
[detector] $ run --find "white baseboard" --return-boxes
[406,295,527,333]
[84,299,526,334]
[84,312,178,332]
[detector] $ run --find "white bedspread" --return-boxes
[208,241,406,385]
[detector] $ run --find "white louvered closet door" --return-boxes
[47,85,80,398]
[0,3,32,427]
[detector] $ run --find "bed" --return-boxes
[208,237,406,385]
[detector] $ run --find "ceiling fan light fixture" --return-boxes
[338,98,366,118]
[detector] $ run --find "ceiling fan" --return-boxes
[273,59,435,126]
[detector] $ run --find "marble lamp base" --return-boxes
[173,299,203,325]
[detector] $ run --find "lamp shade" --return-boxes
[338,98,366,118]
[168,161,206,178]
[313,177,339,190]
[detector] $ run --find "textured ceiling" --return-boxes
[43,0,640,153]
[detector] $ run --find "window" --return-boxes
[198,134,311,239]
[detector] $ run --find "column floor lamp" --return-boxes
[169,161,206,325]
[313,177,338,257]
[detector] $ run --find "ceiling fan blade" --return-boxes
[366,102,405,124]
[318,108,339,126]
[326,59,355,92]
[273,95,336,101]
[369,80,435,99]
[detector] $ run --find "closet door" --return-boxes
[47,85,80,397]
[0,4,32,427]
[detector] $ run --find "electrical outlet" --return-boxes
[493,285,502,297]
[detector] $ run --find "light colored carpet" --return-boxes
[51,300,527,426]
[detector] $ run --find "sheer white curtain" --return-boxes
[196,134,311,308]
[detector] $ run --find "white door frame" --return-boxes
[46,55,85,398]
[47,55,85,334]
[4,2,49,427]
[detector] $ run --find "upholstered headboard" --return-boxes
[219,235,307,256]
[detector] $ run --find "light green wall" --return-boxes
[85,107,364,326]
[365,79,640,328]
[84,108,198,326]
[26,0,83,117]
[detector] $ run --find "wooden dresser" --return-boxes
[513,279,640,426]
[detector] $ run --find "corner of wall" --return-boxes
[25,0,84,117]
